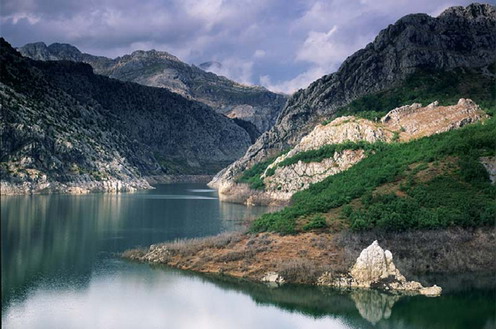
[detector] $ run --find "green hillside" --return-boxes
[251,118,495,234]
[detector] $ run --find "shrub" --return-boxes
[303,215,328,231]
[236,158,276,190]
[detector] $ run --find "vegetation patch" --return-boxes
[236,150,290,189]
[236,157,278,190]
[251,119,496,234]
[303,215,328,231]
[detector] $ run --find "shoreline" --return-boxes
[123,226,496,290]
[0,175,214,196]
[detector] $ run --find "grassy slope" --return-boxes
[252,119,496,233]
[250,66,496,234]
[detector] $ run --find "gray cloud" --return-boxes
[0,0,477,93]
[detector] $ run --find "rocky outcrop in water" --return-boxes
[0,39,252,194]
[318,241,442,297]
[213,99,487,205]
[18,42,287,133]
[210,3,496,191]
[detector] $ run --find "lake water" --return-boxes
[1,184,495,329]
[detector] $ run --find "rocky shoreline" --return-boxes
[123,227,495,295]
[0,178,152,195]
[144,174,214,184]
[0,174,214,195]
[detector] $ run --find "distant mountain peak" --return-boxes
[18,41,287,133]
[439,2,495,19]
[126,49,181,62]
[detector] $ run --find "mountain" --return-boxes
[18,43,288,133]
[0,38,253,194]
[210,3,496,191]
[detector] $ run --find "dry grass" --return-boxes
[123,227,495,285]
[334,227,496,277]
[276,258,325,284]
[155,231,245,257]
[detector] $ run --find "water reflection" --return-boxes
[1,184,273,309]
[187,271,496,329]
[4,261,494,329]
[2,184,495,329]
[3,263,354,329]
[349,290,399,324]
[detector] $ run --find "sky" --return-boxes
[0,0,482,94]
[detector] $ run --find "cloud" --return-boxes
[253,49,266,58]
[260,66,328,94]
[0,0,477,93]
[203,57,254,85]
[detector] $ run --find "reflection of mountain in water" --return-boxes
[1,194,126,307]
[1,183,274,310]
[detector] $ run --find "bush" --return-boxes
[303,215,327,231]
[236,158,276,190]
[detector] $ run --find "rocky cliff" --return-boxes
[211,3,496,190]
[18,43,287,133]
[213,99,488,205]
[0,39,252,194]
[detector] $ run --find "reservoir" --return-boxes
[2,184,494,329]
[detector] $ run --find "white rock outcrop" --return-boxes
[319,241,442,297]
[349,241,406,286]
[261,272,285,285]
[264,149,366,195]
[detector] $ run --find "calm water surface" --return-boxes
[1,184,495,329]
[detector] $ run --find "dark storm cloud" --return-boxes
[0,0,477,93]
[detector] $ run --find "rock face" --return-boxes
[264,149,367,196]
[213,99,487,205]
[0,38,253,194]
[0,178,150,195]
[210,3,496,190]
[18,43,287,134]
[319,241,442,297]
[382,98,487,141]
[480,156,496,184]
